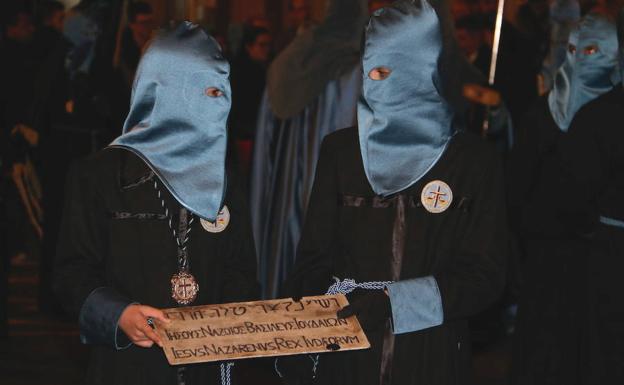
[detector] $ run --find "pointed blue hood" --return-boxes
[548,13,620,131]
[110,22,231,221]
[357,0,453,197]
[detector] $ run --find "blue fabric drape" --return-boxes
[250,68,361,299]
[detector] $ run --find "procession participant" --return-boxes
[508,13,620,385]
[53,23,258,385]
[555,9,624,383]
[278,1,507,384]
[455,14,513,154]
[250,0,370,299]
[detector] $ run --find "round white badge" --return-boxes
[200,205,230,233]
[421,180,453,214]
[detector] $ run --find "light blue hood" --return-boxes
[357,0,453,197]
[548,13,620,131]
[110,22,231,221]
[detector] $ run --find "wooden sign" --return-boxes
[155,294,370,365]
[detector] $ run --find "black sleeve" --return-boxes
[53,161,134,349]
[220,172,260,303]
[282,137,340,298]
[435,149,508,321]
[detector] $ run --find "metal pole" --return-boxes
[488,0,506,86]
[482,0,506,137]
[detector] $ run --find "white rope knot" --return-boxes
[274,277,394,380]
[325,277,393,295]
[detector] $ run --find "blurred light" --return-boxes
[60,0,81,9]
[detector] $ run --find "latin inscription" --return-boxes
[156,295,370,365]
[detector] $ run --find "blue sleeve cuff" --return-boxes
[387,276,444,335]
[78,287,136,350]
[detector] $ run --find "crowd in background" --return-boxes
[0,0,580,336]
[1,0,623,382]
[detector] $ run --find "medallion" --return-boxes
[200,205,230,233]
[421,180,453,213]
[171,271,199,305]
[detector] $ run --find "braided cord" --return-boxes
[220,362,234,385]
[303,277,396,378]
[152,181,231,384]
[153,180,195,269]
[325,277,393,295]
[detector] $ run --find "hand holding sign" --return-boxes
[337,290,391,333]
[119,305,171,348]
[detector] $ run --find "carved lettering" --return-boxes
[156,295,370,365]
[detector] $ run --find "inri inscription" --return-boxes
[155,294,370,365]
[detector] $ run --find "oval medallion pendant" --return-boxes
[171,271,199,305]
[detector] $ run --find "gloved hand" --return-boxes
[337,290,391,333]
[275,354,318,385]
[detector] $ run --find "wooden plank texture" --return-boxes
[155,294,370,365]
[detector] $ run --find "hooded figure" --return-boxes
[280,1,507,384]
[250,0,463,300]
[53,23,258,385]
[250,0,368,299]
[509,13,620,385]
[111,22,231,221]
[357,0,453,196]
[546,10,624,385]
[548,13,620,131]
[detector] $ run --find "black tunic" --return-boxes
[284,127,508,385]
[54,148,258,385]
[558,85,624,384]
[508,97,590,385]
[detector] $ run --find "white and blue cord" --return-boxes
[274,277,393,379]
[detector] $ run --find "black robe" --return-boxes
[53,148,258,385]
[284,127,507,385]
[508,97,591,385]
[558,85,624,384]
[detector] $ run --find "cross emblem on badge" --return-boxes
[171,271,199,305]
[176,277,194,297]
[421,180,453,214]
[426,185,448,209]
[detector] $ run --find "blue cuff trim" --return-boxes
[387,276,443,335]
[78,287,135,350]
[600,216,624,229]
